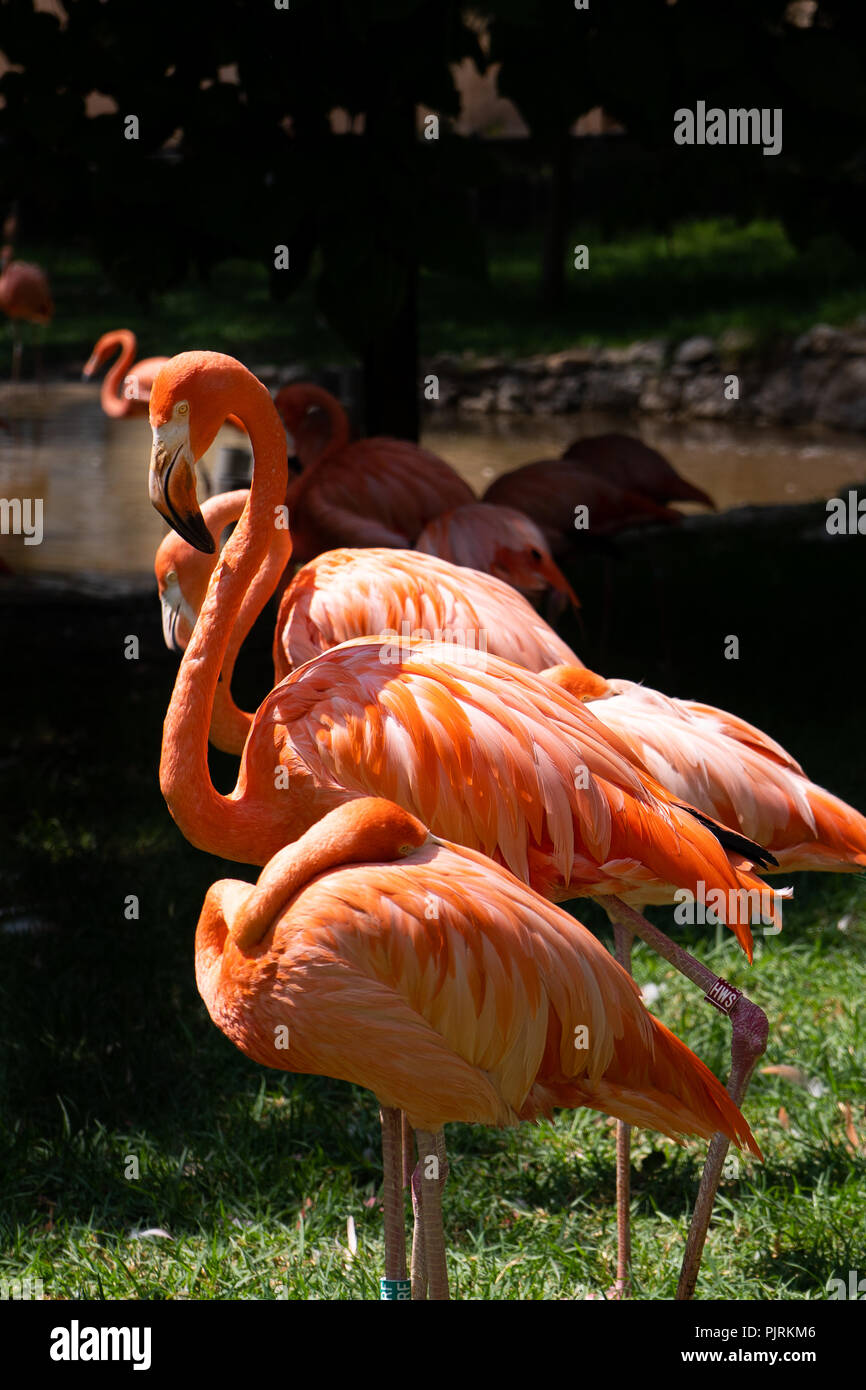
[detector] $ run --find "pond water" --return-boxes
[2,382,865,583]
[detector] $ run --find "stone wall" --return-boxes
[422,322,866,432]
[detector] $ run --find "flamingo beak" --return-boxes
[149,433,215,554]
[159,575,197,652]
[538,553,580,611]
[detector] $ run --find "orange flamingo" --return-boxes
[544,666,866,875]
[562,434,715,510]
[0,244,53,378]
[195,796,760,1299]
[83,329,169,418]
[275,383,475,563]
[543,662,866,1296]
[414,501,579,609]
[483,458,683,556]
[154,489,581,756]
[148,351,780,1295]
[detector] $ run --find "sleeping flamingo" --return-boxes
[543,663,866,1295]
[83,329,169,418]
[195,796,760,1299]
[414,501,579,610]
[562,434,715,510]
[148,351,782,1296]
[483,458,684,555]
[275,383,475,563]
[154,489,581,756]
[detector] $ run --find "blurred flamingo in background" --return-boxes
[85,328,246,435]
[0,242,53,379]
[562,434,715,510]
[483,456,683,555]
[195,796,760,1299]
[275,382,474,562]
[83,329,169,418]
[154,488,581,755]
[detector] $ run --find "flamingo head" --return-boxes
[149,351,250,553]
[274,383,345,465]
[154,533,209,653]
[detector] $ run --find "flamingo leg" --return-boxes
[410,1157,428,1300]
[379,1106,410,1299]
[413,1130,450,1301]
[401,1111,414,1190]
[676,999,767,1300]
[611,919,634,1299]
[603,896,768,1301]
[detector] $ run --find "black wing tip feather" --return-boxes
[677,804,779,870]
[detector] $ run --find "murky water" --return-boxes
[2,382,865,582]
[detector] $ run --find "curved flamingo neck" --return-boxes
[160,369,290,858]
[210,502,292,755]
[229,801,428,948]
[295,386,350,466]
[100,331,137,417]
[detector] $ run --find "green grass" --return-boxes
[9,217,866,371]
[2,487,865,1299]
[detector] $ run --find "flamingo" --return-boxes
[84,327,246,434]
[543,663,866,1296]
[275,383,475,563]
[154,489,581,756]
[483,458,684,556]
[414,501,579,610]
[562,434,715,510]
[83,329,169,418]
[543,667,866,876]
[0,244,53,378]
[195,796,760,1299]
[148,351,782,1295]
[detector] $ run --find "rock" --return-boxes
[530,375,584,411]
[600,339,666,368]
[495,375,527,412]
[753,368,800,423]
[581,367,644,411]
[793,324,842,355]
[458,388,498,414]
[639,374,682,413]
[542,347,597,373]
[680,373,740,418]
[815,358,866,431]
[674,335,716,366]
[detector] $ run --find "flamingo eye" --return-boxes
[529,547,542,562]
[166,570,177,584]
[176,401,190,417]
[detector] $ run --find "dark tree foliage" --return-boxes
[0,0,864,425]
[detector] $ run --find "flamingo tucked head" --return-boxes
[149,351,254,554]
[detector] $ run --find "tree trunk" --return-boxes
[362,100,420,442]
[541,130,572,309]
